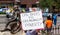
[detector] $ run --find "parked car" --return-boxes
[0,8,6,14]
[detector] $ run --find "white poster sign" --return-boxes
[20,11,44,30]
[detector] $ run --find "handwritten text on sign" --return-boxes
[20,11,44,30]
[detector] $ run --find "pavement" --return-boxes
[0,14,6,16]
[0,14,60,35]
[0,14,7,30]
[0,30,26,35]
[0,14,26,35]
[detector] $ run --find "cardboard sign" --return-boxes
[20,11,44,30]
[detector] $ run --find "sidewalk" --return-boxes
[0,30,26,35]
[0,14,6,16]
[12,30,25,35]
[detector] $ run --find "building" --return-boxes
[0,0,14,8]
[0,0,39,8]
[20,0,39,8]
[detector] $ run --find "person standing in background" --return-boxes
[53,14,57,26]
[45,15,53,35]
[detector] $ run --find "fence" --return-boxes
[40,25,60,35]
[51,25,60,35]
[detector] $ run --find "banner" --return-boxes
[20,11,44,30]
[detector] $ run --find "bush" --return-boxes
[0,12,6,14]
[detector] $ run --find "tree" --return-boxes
[55,0,60,8]
[39,0,60,13]
[39,0,55,8]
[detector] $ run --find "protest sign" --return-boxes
[20,11,44,30]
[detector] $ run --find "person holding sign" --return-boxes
[26,30,38,35]
[20,10,44,35]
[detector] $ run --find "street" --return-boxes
[0,14,60,35]
[0,14,7,30]
[0,14,26,35]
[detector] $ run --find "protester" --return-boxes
[6,6,10,18]
[45,15,53,35]
[53,14,57,26]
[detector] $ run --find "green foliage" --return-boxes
[39,0,60,8]
[39,0,48,8]
[55,0,60,8]
[0,12,6,14]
